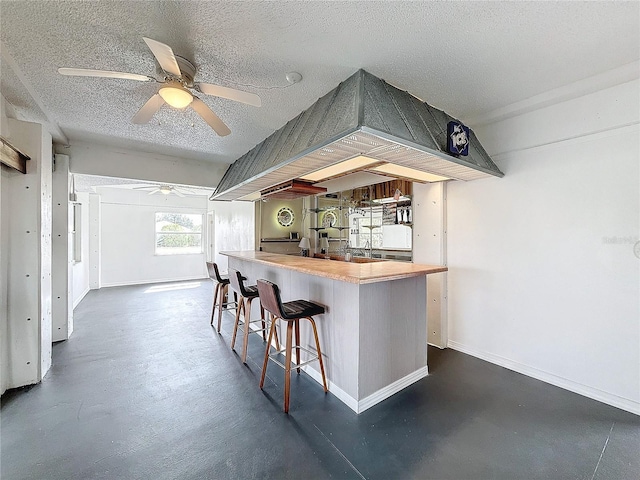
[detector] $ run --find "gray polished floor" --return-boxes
[2,280,638,480]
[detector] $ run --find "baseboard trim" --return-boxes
[447,340,640,416]
[73,286,90,309]
[100,276,208,288]
[303,365,429,414]
[357,366,429,414]
[301,365,359,413]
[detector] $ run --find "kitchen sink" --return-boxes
[312,253,383,263]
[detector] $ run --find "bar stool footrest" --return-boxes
[267,345,320,370]
[269,357,319,370]
[236,324,270,336]
[221,301,239,310]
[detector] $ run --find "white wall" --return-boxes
[1,97,11,394]
[72,192,91,307]
[37,124,53,380]
[68,190,254,289]
[413,182,448,348]
[98,187,209,286]
[443,79,639,414]
[60,142,228,188]
[1,166,10,394]
[88,193,101,289]
[51,154,73,341]
[208,200,255,272]
[1,118,53,390]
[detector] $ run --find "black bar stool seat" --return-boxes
[242,285,258,296]
[257,279,328,413]
[229,269,279,363]
[281,300,325,319]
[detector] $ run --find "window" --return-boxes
[155,212,203,255]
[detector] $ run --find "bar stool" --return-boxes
[206,262,240,333]
[256,279,328,413]
[228,269,280,363]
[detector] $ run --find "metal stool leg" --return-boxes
[294,319,301,374]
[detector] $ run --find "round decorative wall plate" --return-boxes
[277,207,295,227]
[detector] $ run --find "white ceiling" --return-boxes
[2,1,639,176]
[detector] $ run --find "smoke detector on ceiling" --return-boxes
[286,72,303,84]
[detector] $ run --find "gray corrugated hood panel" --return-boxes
[212,69,503,200]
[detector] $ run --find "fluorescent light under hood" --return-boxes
[369,164,450,183]
[299,155,382,182]
[298,153,451,185]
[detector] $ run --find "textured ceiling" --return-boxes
[1,1,639,174]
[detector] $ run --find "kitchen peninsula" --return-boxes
[223,250,447,413]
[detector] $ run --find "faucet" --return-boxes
[343,241,353,262]
[363,239,371,258]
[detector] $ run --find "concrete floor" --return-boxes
[2,280,639,480]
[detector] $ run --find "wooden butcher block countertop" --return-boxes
[221,251,447,285]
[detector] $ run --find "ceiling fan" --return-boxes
[58,37,262,136]
[132,184,195,197]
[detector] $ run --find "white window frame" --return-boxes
[154,212,204,256]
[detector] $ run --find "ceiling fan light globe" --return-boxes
[159,186,172,195]
[159,86,193,109]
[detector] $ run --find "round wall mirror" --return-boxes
[276,207,295,227]
[322,210,337,228]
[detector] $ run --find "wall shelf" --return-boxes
[309,206,345,213]
[307,183,413,259]
[260,238,299,243]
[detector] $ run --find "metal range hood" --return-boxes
[211,69,503,201]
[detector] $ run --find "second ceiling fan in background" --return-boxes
[58,37,262,136]
[132,184,195,197]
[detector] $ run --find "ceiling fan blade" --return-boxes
[191,98,231,136]
[147,188,161,195]
[143,37,181,77]
[173,190,186,197]
[132,94,165,124]
[58,68,153,82]
[198,83,261,107]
